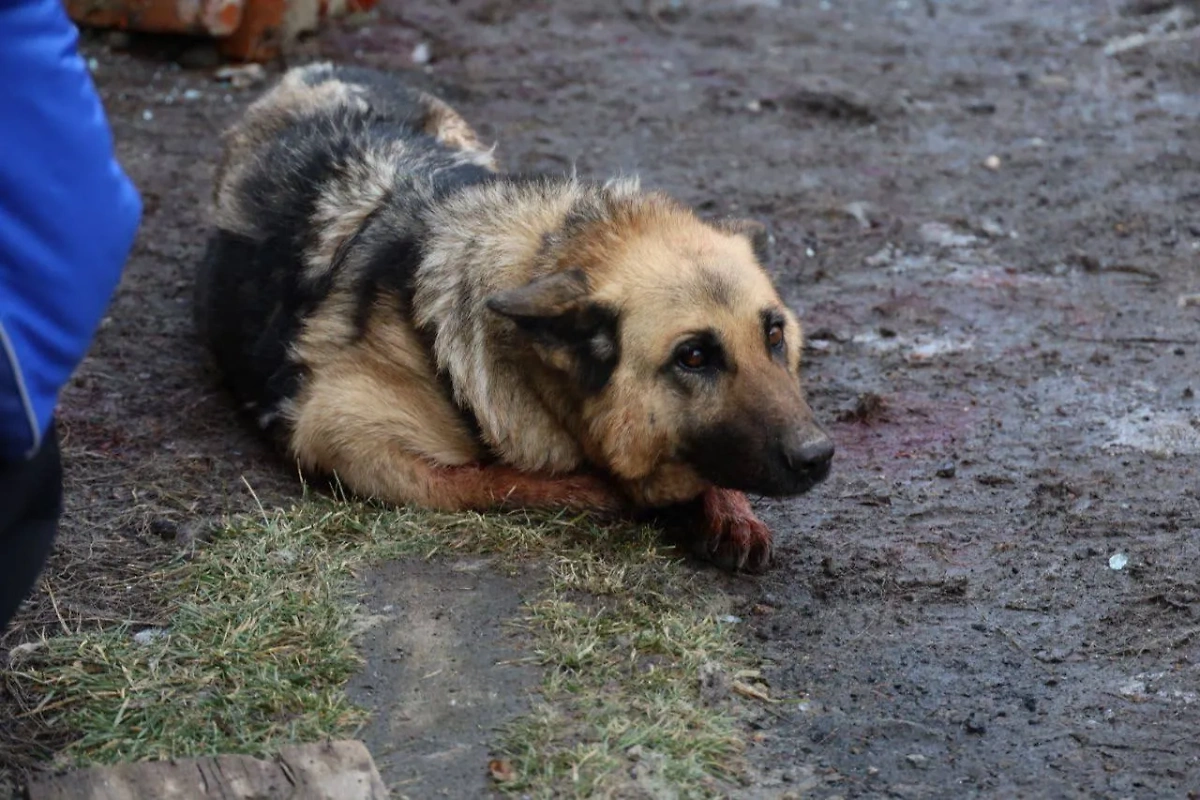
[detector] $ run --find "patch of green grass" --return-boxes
[10,501,380,764]
[9,492,762,795]
[497,549,752,799]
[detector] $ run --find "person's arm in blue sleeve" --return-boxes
[0,0,143,462]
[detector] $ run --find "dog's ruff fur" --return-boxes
[195,62,833,572]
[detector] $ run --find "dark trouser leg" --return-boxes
[0,420,63,634]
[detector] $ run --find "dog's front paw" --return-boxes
[699,488,773,573]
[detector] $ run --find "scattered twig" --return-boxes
[873,717,947,739]
[1088,739,1188,756]
[1092,264,1162,282]
[732,680,776,703]
[1111,625,1200,657]
[1055,333,1199,346]
[43,583,72,637]
[1105,26,1200,56]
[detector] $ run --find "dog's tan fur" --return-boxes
[198,63,832,571]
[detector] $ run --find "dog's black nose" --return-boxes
[781,429,835,474]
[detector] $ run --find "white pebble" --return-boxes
[7,641,45,663]
[133,628,167,646]
[983,154,1002,171]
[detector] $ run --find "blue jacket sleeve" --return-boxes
[0,0,143,461]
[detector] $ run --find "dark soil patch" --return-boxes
[346,559,540,797]
[3,0,1199,796]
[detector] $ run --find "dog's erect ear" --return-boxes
[715,217,773,265]
[487,269,620,393]
[486,269,591,322]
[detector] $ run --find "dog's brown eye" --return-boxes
[768,323,785,350]
[676,342,710,371]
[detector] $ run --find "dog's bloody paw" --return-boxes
[698,488,774,573]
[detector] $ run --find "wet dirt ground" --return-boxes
[3,0,1199,796]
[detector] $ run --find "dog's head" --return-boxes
[486,191,833,504]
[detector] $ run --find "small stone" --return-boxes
[1109,552,1129,570]
[270,548,297,565]
[1178,293,1200,308]
[177,43,221,70]
[106,30,133,50]
[976,217,1007,238]
[965,100,996,114]
[746,99,763,113]
[864,244,897,267]
[1121,0,1175,15]
[1037,74,1071,89]
[919,221,978,248]
[214,64,266,88]
[964,714,987,735]
[487,758,516,783]
[935,461,957,478]
[905,753,928,769]
[843,200,877,229]
[626,744,643,761]
[142,109,154,122]
[7,641,45,664]
[784,74,878,122]
[149,519,178,540]
[867,766,879,776]
[698,661,731,705]
[132,628,167,646]
[412,42,432,65]
[983,154,1002,171]
[182,89,203,101]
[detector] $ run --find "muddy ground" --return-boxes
[3,0,1199,796]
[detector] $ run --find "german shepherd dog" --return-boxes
[195,63,833,572]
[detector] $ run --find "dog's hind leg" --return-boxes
[287,356,627,514]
